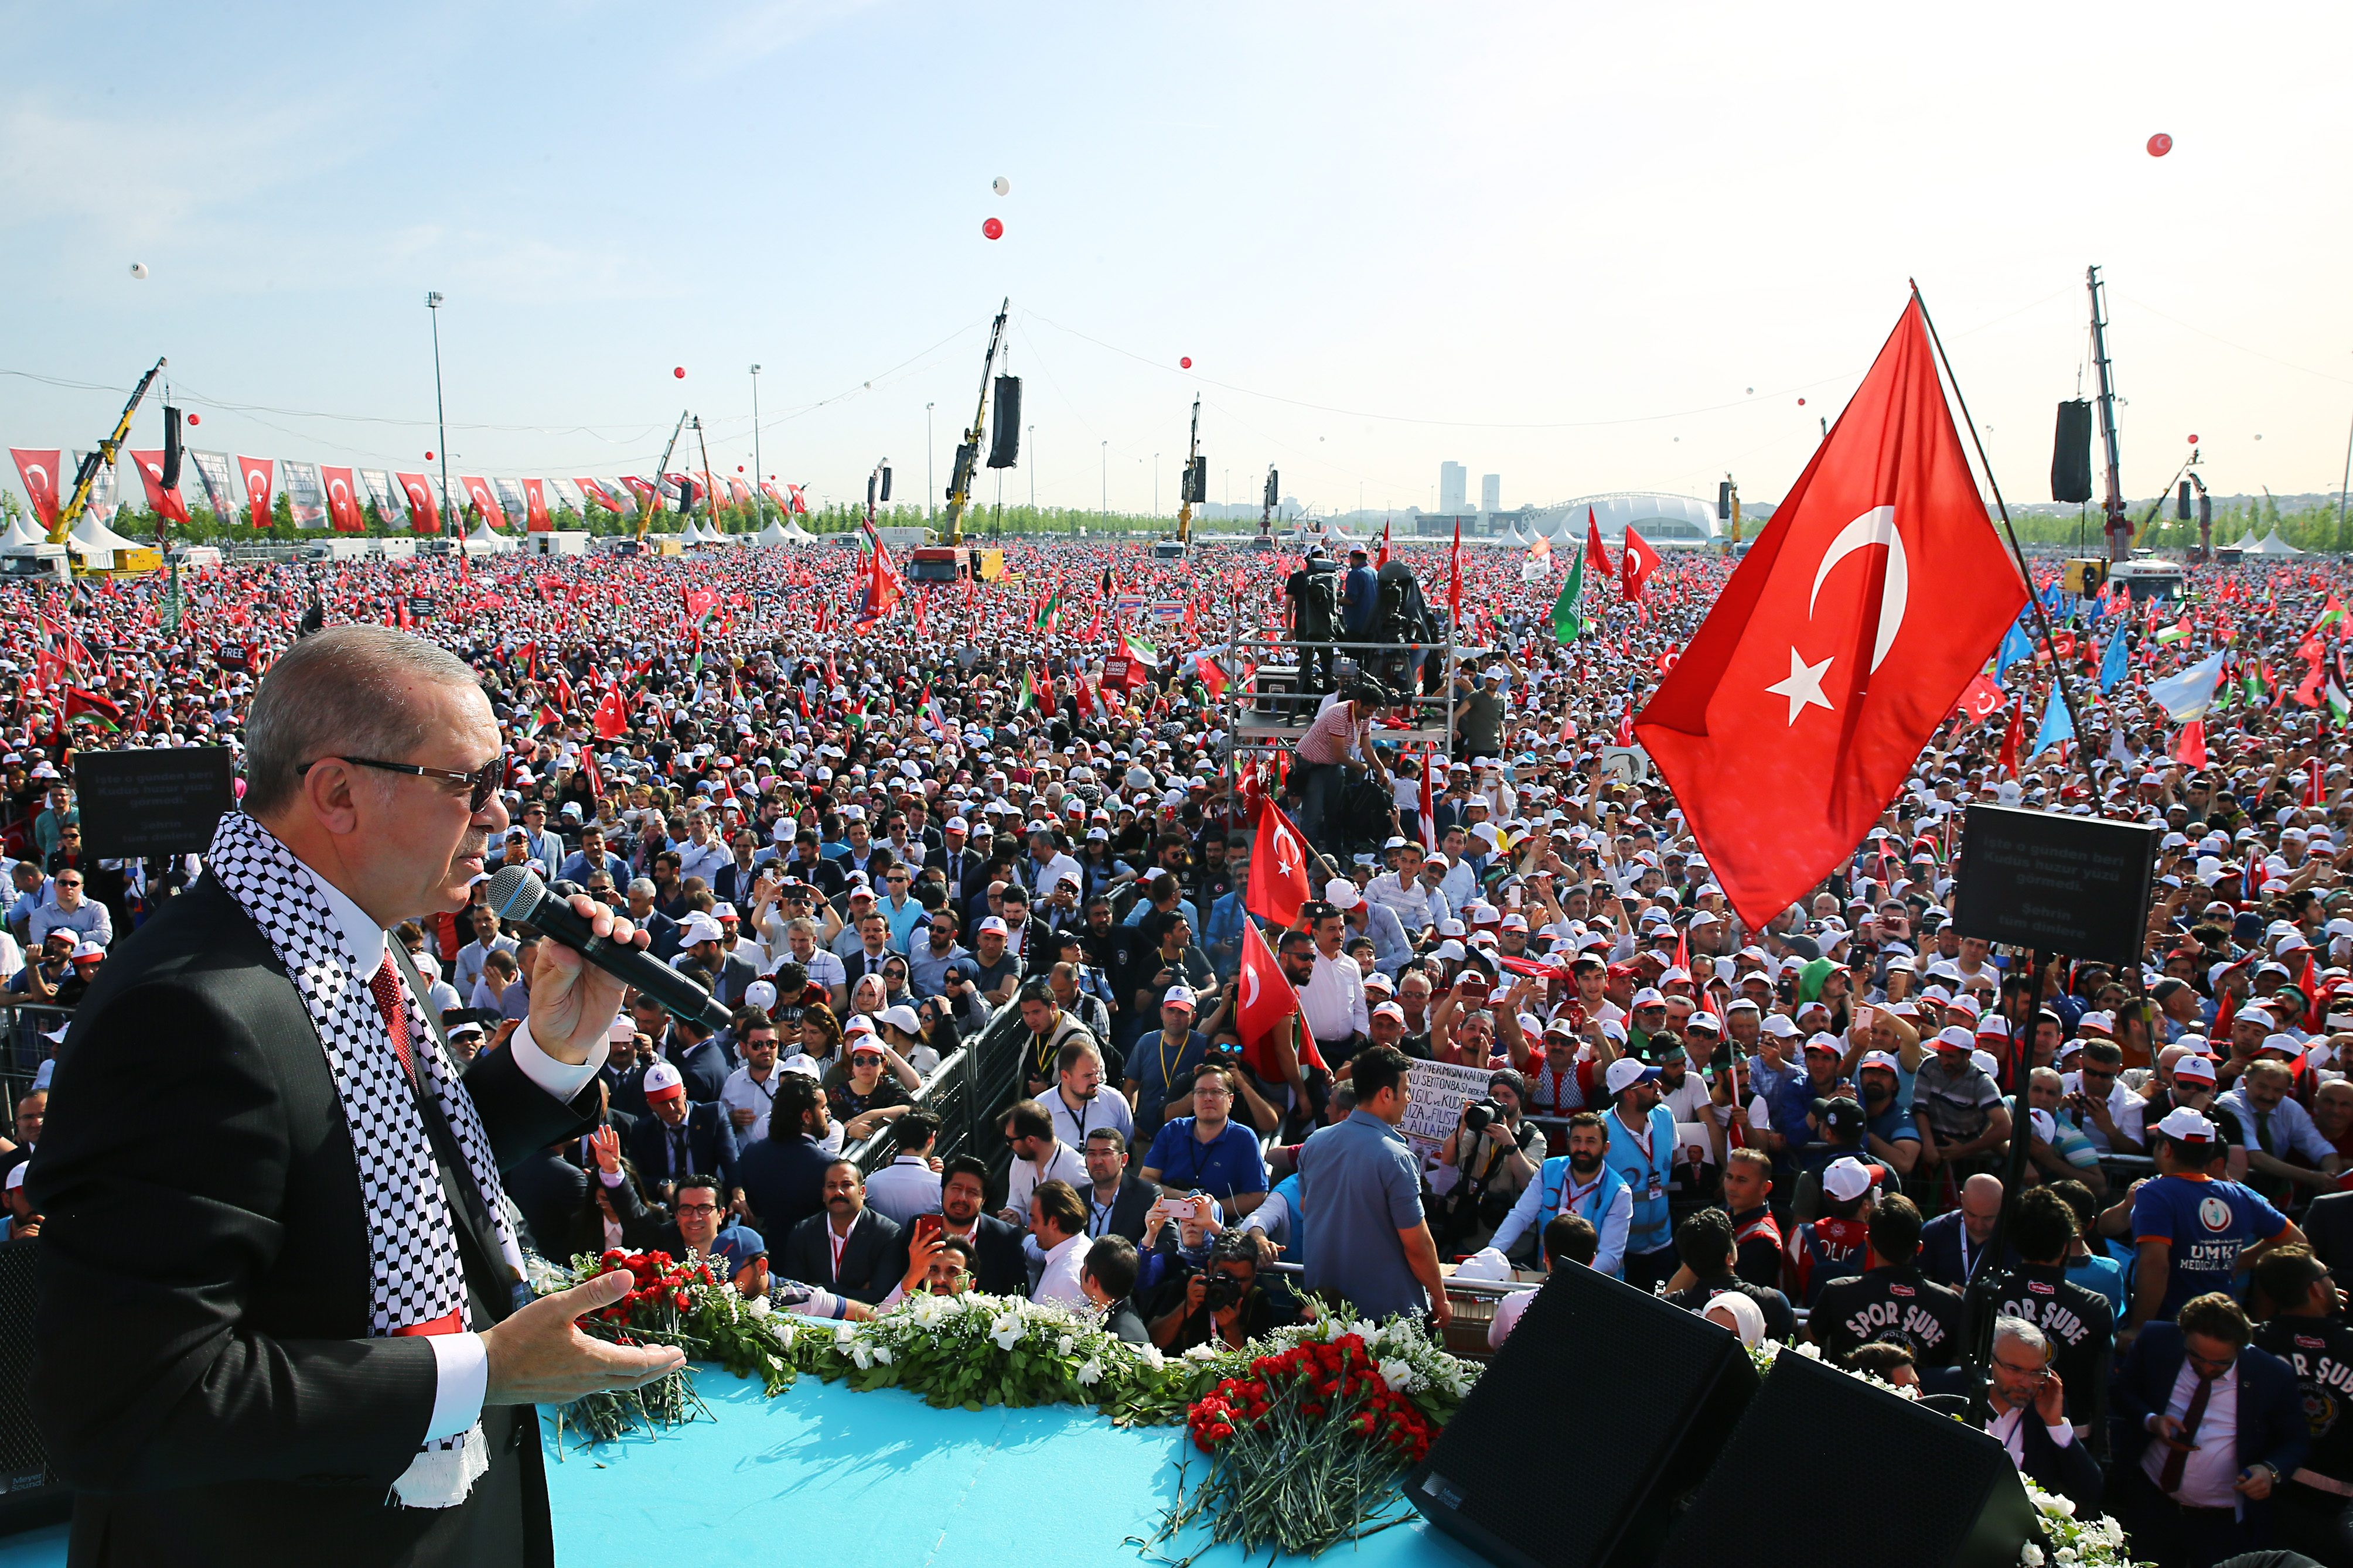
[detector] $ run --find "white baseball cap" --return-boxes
[1604,1058,1660,1095]
[642,1060,686,1101]
[2155,1105,2217,1142]
[743,979,779,1012]
[1820,1156,1882,1203]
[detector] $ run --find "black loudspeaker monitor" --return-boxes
[160,405,182,491]
[0,1240,69,1533]
[1406,1266,1757,1568]
[987,377,1021,468]
[1653,1349,2035,1568]
[2177,480,2192,521]
[2051,399,2093,504]
[1263,469,1280,510]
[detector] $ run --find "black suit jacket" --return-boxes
[623,1102,740,1194]
[736,1133,835,1238]
[1916,1210,2018,1289]
[1084,1174,1158,1245]
[32,874,600,1567]
[2111,1321,2310,1528]
[2008,1409,2104,1515]
[953,1214,1031,1298]
[664,1036,731,1104]
[780,1208,905,1304]
[504,1146,591,1259]
[2299,1189,2353,1280]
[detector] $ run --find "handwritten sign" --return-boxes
[1400,1058,1503,1156]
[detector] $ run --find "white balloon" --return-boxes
[129,262,149,279]
[991,176,1010,197]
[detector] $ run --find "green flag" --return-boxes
[1551,555,1584,645]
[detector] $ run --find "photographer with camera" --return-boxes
[1148,1229,1299,1354]
[1433,1071,1544,1254]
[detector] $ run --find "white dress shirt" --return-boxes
[2140,1360,2241,1508]
[1029,1230,1093,1309]
[1299,951,1369,1043]
[1047,1084,1135,1153]
[719,1063,780,1142]
[310,867,601,1445]
[1004,1139,1087,1224]
[864,1154,943,1225]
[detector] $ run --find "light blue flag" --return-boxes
[2147,650,2228,720]
[2032,683,2075,757]
[2098,627,2130,693]
[1995,619,2035,685]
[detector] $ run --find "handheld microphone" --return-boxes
[485,865,734,1033]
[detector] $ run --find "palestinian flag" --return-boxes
[1017,666,1041,712]
[1118,629,1158,667]
[1551,554,1584,645]
[1032,587,1061,633]
[2318,595,2347,634]
[63,685,124,731]
[2154,616,2191,645]
[2330,679,2350,725]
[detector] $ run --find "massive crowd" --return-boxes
[6,525,2353,1566]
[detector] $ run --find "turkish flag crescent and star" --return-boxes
[1246,800,1314,929]
[1237,917,1325,1077]
[1632,297,2026,929]
[592,689,630,742]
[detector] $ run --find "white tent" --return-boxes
[465,519,515,553]
[68,513,144,558]
[2228,530,2265,552]
[2254,531,2304,556]
[4,514,49,549]
[781,519,819,542]
[755,520,792,547]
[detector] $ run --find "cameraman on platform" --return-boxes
[1149,1229,1298,1353]
[1433,1070,1544,1253]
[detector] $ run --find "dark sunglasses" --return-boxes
[301,754,506,813]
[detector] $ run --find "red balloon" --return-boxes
[2147,132,2173,157]
[982,217,1003,240]
[1796,398,1806,406]
[425,450,434,460]
[2188,433,2199,444]
[186,413,200,426]
[736,464,745,472]
[1181,357,1192,369]
[673,366,686,379]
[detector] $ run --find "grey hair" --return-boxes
[1992,1316,2049,1359]
[627,877,656,899]
[241,626,479,818]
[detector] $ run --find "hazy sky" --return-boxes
[5,1,2349,521]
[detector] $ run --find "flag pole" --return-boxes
[1910,280,2097,775]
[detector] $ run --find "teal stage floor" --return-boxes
[0,1367,1487,1567]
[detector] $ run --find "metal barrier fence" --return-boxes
[0,1005,65,1113]
[842,997,1031,1193]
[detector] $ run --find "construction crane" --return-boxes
[1175,395,1204,548]
[52,357,166,545]
[943,298,1009,547]
[639,411,691,544]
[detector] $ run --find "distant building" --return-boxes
[1439,462,1467,515]
[1481,474,1500,513]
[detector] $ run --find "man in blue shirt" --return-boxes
[1295,1044,1450,1326]
[2126,1106,2303,1334]
[1339,546,1379,640]
[1600,1057,1679,1290]
[1140,1062,1268,1215]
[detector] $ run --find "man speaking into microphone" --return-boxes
[30,626,684,1566]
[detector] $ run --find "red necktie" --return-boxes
[2156,1373,2213,1494]
[369,954,417,1081]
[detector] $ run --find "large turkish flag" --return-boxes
[1246,800,1314,928]
[319,465,362,532]
[129,449,192,525]
[1634,297,2025,928]
[11,448,62,526]
[1237,917,1324,1078]
[395,472,442,534]
[237,456,274,527]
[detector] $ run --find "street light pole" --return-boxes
[926,404,935,522]
[749,364,762,509]
[425,291,449,534]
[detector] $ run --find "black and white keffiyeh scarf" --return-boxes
[207,809,519,1508]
